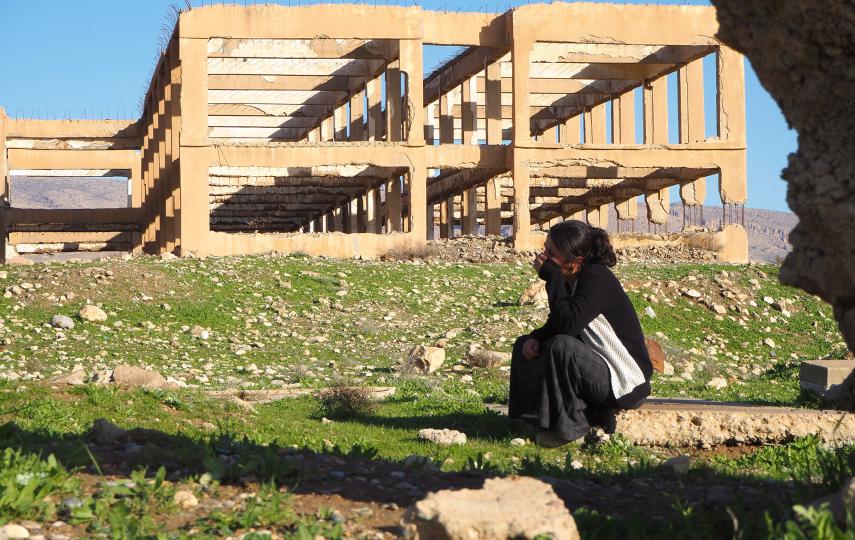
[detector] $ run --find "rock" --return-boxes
[465,348,511,368]
[764,338,777,349]
[763,296,775,305]
[707,377,728,390]
[418,428,467,446]
[48,366,86,386]
[663,361,675,376]
[90,419,128,446]
[644,306,656,318]
[807,476,855,526]
[173,490,198,509]
[79,304,107,322]
[713,304,728,315]
[661,455,691,475]
[519,281,548,306]
[407,346,446,374]
[111,365,167,389]
[403,476,578,540]
[645,339,666,373]
[160,252,178,261]
[51,315,75,329]
[684,289,702,299]
[89,369,114,385]
[0,524,30,539]
[569,459,583,470]
[510,438,526,446]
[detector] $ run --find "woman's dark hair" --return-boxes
[548,220,617,267]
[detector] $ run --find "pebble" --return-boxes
[706,377,728,390]
[684,289,702,299]
[764,338,776,349]
[0,524,30,539]
[173,490,198,509]
[569,459,584,470]
[644,306,656,318]
[510,438,527,446]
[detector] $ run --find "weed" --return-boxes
[315,385,378,419]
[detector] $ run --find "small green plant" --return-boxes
[0,448,78,523]
[315,385,377,419]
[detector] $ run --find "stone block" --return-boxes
[799,359,855,395]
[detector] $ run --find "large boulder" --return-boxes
[79,304,108,322]
[111,365,168,389]
[403,476,579,540]
[519,281,548,306]
[407,346,446,374]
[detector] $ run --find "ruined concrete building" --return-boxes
[0,2,747,263]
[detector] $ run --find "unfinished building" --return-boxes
[0,2,748,263]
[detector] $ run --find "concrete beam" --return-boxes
[6,119,141,139]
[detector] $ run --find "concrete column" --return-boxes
[350,90,365,141]
[400,38,424,145]
[646,189,670,225]
[426,203,435,240]
[461,188,477,235]
[386,178,403,233]
[321,117,335,142]
[586,204,609,229]
[322,214,330,233]
[644,76,670,225]
[365,188,380,233]
[615,197,638,221]
[333,206,345,232]
[0,107,6,206]
[590,102,607,143]
[440,92,454,144]
[347,198,359,234]
[307,128,319,143]
[583,108,593,144]
[425,103,436,145]
[386,60,402,142]
[570,209,586,222]
[462,77,478,145]
[543,125,558,144]
[440,197,453,239]
[512,34,533,249]
[678,60,706,207]
[367,77,383,141]
[613,92,635,144]
[485,176,502,236]
[486,63,502,145]
[177,37,210,257]
[562,116,581,144]
[334,105,348,141]
[718,47,747,205]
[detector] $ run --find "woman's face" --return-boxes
[544,236,584,277]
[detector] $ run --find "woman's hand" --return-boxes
[522,338,540,360]
[532,252,548,272]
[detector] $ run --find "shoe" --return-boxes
[585,408,617,434]
[535,430,573,448]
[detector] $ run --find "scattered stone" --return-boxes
[645,339,666,373]
[644,306,656,318]
[173,490,198,509]
[418,428,466,446]
[465,347,511,368]
[713,304,728,315]
[0,523,30,539]
[111,365,168,389]
[662,455,691,474]
[407,346,446,374]
[684,289,702,299]
[160,252,178,261]
[403,476,579,540]
[519,281,548,306]
[764,338,777,349]
[707,377,728,390]
[510,438,527,446]
[48,366,86,386]
[763,296,775,305]
[50,315,75,329]
[569,459,583,470]
[663,361,675,376]
[79,304,107,322]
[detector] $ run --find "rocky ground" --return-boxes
[0,243,850,538]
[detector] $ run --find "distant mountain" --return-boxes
[10,177,128,209]
[604,204,797,263]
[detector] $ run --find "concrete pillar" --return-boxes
[350,90,365,141]
[321,117,335,142]
[679,59,706,207]
[348,198,359,234]
[440,92,454,144]
[0,107,6,206]
[462,76,478,145]
[486,62,502,145]
[511,35,533,250]
[461,188,477,235]
[386,179,403,233]
[543,125,558,144]
[561,115,581,144]
[364,188,379,233]
[615,197,638,221]
[646,189,670,225]
[485,176,502,236]
[386,60,402,142]
[333,206,345,232]
[177,37,210,256]
[586,204,609,229]
[440,197,453,239]
[425,103,436,145]
[718,47,747,205]
[583,108,594,144]
[367,77,383,141]
[426,203,435,240]
[307,128,319,143]
[590,102,607,143]
[644,76,670,226]
[613,92,635,144]
[334,106,348,141]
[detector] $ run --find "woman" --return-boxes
[509,220,652,447]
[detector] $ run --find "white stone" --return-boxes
[764,338,777,349]
[707,377,728,390]
[404,476,578,540]
[510,438,526,446]
[418,428,466,446]
[173,490,198,509]
[51,315,74,329]
[684,289,702,299]
[662,455,691,474]
[79,304,107,322]
[644,306,656,318]
[407,346,446,374]
[0,524,30,539]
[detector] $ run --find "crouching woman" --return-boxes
[509,220,652,447]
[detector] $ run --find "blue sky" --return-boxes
[0,0,796,212]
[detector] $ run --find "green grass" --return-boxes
[0,254,850,537]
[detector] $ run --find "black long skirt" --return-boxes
[508,334,618,441]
